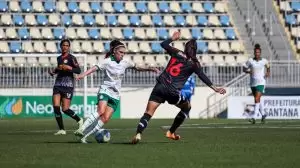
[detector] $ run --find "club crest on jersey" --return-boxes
[64,59,68,64]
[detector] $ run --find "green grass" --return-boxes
[0,118,300,168]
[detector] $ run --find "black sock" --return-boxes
[136,113,152,134]
[54,106,64,130]
[169,111,188,133]
[63,109,81,122]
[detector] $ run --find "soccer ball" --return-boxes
[94,129,111,143]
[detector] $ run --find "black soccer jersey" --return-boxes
[157,39,213,94]
[54,54,81,88]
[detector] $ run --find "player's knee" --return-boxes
[62,109,75,116]
[100,115,109,123]
[181,102,191,112]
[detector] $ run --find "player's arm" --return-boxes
[58,57,81,74]
[265,62,270,78]
[132,64,160,73]
[243,60,251,74]
[48,57,60,76]
[160,31,181,57]
[75,66,98,80]
[194,62,226,94]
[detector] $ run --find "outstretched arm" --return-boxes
[265,63,270,78]
[160,31,181,56]
[76,66,98,80]
[132,65,160,73]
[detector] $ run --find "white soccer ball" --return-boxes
[94,129,111,143]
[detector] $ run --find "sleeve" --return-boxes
[243,59,251,68]
[160,39,180,57]
[95,60,106,70]
[71,56,81,74]
[123,59,136,68]
[193,62,213,87]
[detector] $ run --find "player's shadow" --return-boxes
[44,141,81,144]
[111,141,176,145]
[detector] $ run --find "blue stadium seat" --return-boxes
[197,16,208,26]
[104,42,110,52]
[159,2,170,13]
[113,2,124,13]
[10,42,22,53]
[108,15,118,26]
[153,15,164,26]
[130,15,141,26]
[225,29,236,40]
[53,28,65,40]
[91,2,101,13]
[123,28,134,40]
[203,2,214,13]
[62,15,72,26]
[220,15,230,26]
[291,2,300,12]
[44,1,56,12]
[68,2,79,13]
[151,42,162,53]
[197,41,208,53]
[37,15,48,26]
[18,28,29,40]
[21,0,32,12]
[88,29,100,39]
[136,2,147,13]
[157,29,168,40]
[84,15,95,26]
[285,15,296,25]
[192,29,203,39]
[13,15,25,26]
[181,2,192,13]
[175,15,186,26]
[0,1,8,12]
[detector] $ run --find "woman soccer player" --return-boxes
[243,44,270,124]
[48,39,83,135]
[132,32,226,144]
[74,40,160,143]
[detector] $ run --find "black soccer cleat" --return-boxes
[261,115,267,124]
[248,118,256,124]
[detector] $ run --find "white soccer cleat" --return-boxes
[74,128,84,137]
[80,138,88,144]
[132,133,142,144]
[77,118,83,129]
[54,130,66,135]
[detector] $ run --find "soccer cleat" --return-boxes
[77,118,83,129]
[74,128,84,138]
[131,133,142,144]
[261,114,267,124]
[54,130,66,135]
[80,138,88,144]
[166,131,181,140]
[249,118,256,125]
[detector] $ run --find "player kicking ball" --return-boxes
[243,44,270,124]
[132,32,226,144]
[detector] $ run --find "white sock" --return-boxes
[82,119,104,139]
[81,112,99,133]
[253,103,260,118]
[259,103,264,116]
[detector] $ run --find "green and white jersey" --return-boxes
[95,56,135,99]
[244,58,269,87]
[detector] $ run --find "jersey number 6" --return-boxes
[166,58,183,77]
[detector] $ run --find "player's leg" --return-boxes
[256,85,266,123]
[132,101,161,144]
[166,100,191,140]
[53,93,66,135]
[249,87,258,124]
[61,91,82,127]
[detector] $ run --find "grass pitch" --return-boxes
[0,118,299,168]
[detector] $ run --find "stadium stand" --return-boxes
[0,0,245,67]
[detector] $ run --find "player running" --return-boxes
[132,32,226,144]
[74,40,160,143]
[48,39,83,135]
[243,44,270,124]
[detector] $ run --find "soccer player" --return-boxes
[132,32,226,144]
[181,74,196,103]
[74,40,160,143]
[243,44,270,124]
[48,39,83,135]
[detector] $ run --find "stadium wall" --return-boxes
[0,87,216,119]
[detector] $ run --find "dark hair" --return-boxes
[184,39,198,62]
[254,43,261,51]
[105,40,125,58]
[60,39,71,48]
